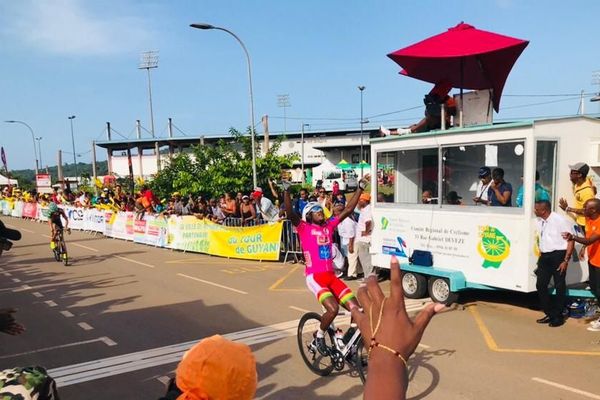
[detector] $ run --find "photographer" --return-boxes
[0,219,25,336]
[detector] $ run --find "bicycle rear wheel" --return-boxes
[355,337,368,384]
[60,241,68,266]
[297,312,335,376]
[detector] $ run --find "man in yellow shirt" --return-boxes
[559,162,596,233]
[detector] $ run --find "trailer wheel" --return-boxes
[428,277,458,305]
[401,272,427,299]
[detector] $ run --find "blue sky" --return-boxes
[1,0,599,170]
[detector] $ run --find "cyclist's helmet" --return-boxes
[48,202,59,214]
[302,202,324,222]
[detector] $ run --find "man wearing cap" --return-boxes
[356,192,374,280]
[473,166,492,205]
[251,187,279,222]
[559,162,596,233]
[446,191,463,205]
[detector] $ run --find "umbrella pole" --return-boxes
[460,58,464,127]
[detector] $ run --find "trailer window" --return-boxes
[376,152,396,202]
[394,148,439,204]
[534,141,557,207]
[441,141,524,207]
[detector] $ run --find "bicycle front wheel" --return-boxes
[297,312,335,376]
[355,337,368,384]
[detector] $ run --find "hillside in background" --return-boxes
[7,161,108,190]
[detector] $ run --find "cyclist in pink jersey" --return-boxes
[283,177,367,355]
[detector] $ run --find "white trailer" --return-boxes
[369,116,600,304]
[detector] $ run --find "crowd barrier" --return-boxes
[0,200,304,262]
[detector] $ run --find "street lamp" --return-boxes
[35,137,43,170]
[358,85,366,178]
[190,22,258,188]
[301,123,310,183]
[4,120,39,175]
[68,116,78,178]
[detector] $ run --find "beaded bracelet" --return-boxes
[367,297,408,369]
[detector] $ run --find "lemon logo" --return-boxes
[477,226,510,269]
[381,217,389,230]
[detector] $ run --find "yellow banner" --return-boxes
[167,217,283,261]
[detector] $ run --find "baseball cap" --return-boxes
[359,193,371,202]
[568,162,590,176]
[478,167,491,178]
[251,191,262,199]
[0,220,22,241]
[447,191,462,201]
[242,195,249,200]
[175,335,257,400]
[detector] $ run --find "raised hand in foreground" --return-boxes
[351,256,446,400]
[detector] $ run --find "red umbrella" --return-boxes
[387,22,529,112]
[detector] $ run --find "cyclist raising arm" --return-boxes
[283,177,367,355]
[47,202,69,250]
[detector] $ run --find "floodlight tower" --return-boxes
[139,50,159,138]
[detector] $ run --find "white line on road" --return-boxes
[72,243,99,252]
[20,228,35,233]
[42,234,52,238]
[0,337,118,360]
[32,292,44,298]
[11,278,21,283]
[60,311,75,318]
[532,377,600,399]
[177,273,248,295]
[289,306,311,313]
[78,322,94,331]
[157,376,171,386]
[44,300,58,307]
[3,272,12,277]
[114,255,155,268]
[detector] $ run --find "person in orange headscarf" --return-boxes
[159,335,257,400]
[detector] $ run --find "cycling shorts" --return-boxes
[306,272,355,305]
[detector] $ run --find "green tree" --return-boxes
[150,128,298,199]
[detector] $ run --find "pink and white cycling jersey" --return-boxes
[296,217,340,275]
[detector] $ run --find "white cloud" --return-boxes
[3,0,154,56]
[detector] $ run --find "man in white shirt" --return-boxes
[473,166,492,205]
[356,193,373,280]
[333,203,361,280]
[251,188,279,222]
[534,200,575,327]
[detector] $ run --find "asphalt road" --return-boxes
[1,217,600,399]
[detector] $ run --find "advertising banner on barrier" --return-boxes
[84,209,106,233]
[65,206,86,230]
[167,216,283,261]
[21,202,37,219]
[134,215,168,247]
[11,201,23,218]
[105,211,134,240]
[0,200,11,216]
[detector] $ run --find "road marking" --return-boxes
[157,376,171,386]
[11,285,31,292]
[269,265,304,291]
[289,306,311,313]
[20,228,35,233]
[468,305,600,356]
[177,273,247,294]
[114,255,155,268]
[3,272,12,277]
[78,322,94,331]
[11,278,21,283]
[532,377,600,399]
[32,292,44,298]
[60,311,75,318]
[72,243,99,252]
[42,234,52,238]
[49,318,303,387]
[0,337,118,360]
[45,300,58,307]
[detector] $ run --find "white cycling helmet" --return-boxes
[302,202,324,222]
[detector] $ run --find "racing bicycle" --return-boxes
[52,228,70,266]
[297,310,368,383]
